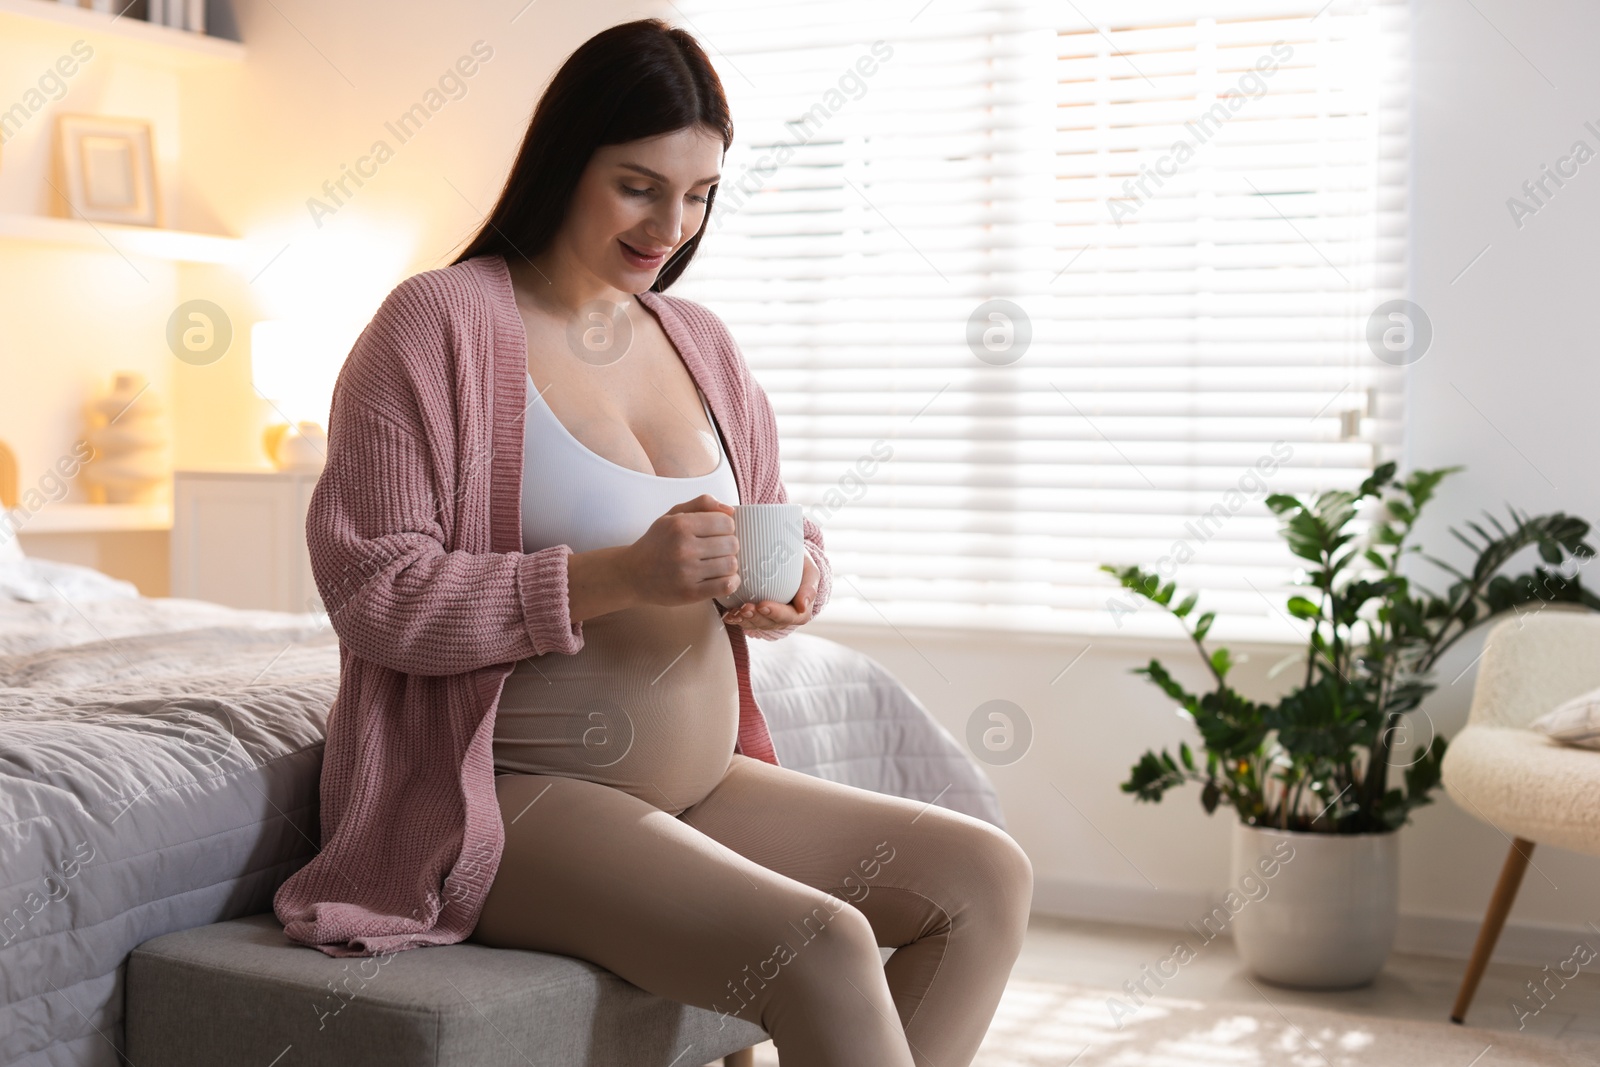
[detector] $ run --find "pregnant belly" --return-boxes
[491,598,740,815]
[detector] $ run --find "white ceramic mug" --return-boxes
[719,503,804,611]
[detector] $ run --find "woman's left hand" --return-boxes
[721,550,819,633]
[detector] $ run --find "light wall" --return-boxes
[5,0,1599,962]
[1399,0,1600,951]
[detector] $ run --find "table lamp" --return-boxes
[250,319,358,473]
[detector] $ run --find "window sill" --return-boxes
[807,614,1310,653]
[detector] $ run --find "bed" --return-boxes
[0,529,1002,1066]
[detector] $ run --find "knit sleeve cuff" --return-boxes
[517,544,584,656]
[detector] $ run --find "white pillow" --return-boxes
[0,520,24,563]
[0,559,140,602]
[1530,686,1600,751]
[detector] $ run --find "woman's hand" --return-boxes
[625,494,742,607]
[721,549,819,634]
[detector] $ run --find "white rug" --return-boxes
[744,976,1600,1065]
[973,977,1600,1066]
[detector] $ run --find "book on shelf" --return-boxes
[143,0,206,33]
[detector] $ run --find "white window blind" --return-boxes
[671,0,1409,642]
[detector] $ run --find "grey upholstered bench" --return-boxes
[124,913,767,1066]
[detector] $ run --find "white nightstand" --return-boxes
[170,469,320,613]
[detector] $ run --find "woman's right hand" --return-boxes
[622,494,741,607]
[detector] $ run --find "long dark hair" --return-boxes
[449,18,732,293]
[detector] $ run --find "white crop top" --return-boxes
[521,372,741,554]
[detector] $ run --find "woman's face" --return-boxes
[560,125,724,294]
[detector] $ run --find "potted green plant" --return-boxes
[1102,462,1599,988]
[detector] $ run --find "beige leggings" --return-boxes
[471,754,1033,1067]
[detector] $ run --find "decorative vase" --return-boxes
[265,421,327,474]
[1230,821,1400,989]
[83,371,170,505]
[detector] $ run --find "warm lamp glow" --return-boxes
[250,318,363,427]
[244,219,413,324]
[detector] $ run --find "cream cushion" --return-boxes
[1529,684,1600,750]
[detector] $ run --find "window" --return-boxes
[672,0,1409,641]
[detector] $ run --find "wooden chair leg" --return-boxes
[724,1049,755,1067]
[1451,837,1535,1024]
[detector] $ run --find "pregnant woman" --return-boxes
[274,19,1030,1067]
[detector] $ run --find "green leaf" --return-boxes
[1210,648,1233,679]
[1122,750,1187,802]
[1174,593,1199,619]
[1264,493,1302,516]
[1421,553,1470,582]
[1358,462,1398,498]
[1404,466,1459,510]
[1405,736,1447,802]
[1101,565,1171,606]
[1286,596,1321,620]
[1193,612,1215,642]
[1134,660,1199,712]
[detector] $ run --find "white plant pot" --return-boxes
[1230,821,1399,989]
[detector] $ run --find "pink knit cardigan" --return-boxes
[271,253,832,957]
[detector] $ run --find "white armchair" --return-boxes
[1441,606,1600,1023]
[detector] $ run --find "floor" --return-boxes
[735,913,1600,1063]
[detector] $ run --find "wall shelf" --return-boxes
[13,502,173,534]
[0,212,246,264]
[0,0,244,67]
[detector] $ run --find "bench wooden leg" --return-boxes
[724,1049,755,1067]
[1451,837,1535,1024]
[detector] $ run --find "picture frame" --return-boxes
[53,114,161,227]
